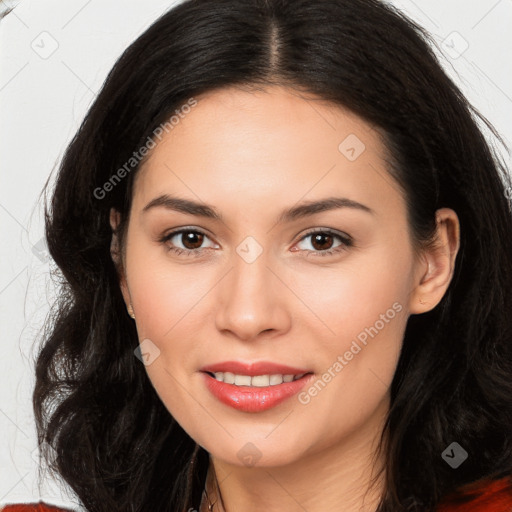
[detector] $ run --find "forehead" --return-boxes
[132,85,399,215]
[142,84,384,161]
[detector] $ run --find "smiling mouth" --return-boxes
[201,370,315,412]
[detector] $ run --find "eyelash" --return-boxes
[158,227,353,258]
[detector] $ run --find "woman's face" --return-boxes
[112,85,456,468]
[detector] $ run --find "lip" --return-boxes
[200,361,314,413]
[200,360,312,376]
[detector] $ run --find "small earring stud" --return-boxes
[127,303,135,319]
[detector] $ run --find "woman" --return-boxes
[3,0,512,510]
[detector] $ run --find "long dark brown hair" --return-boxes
[34,0,512,510]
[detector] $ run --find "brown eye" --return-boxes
[295,229,353,257]
[179,231,205,250]
[310,232,335,251]
[159,228,218,257]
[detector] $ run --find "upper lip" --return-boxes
[200,361,312,376]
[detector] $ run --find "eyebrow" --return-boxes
[141,194,375,223]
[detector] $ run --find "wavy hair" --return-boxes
[34,0,512,510]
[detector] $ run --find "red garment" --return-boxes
[2,478,512,511]
[0,505,73,511]
[437,476,512,512]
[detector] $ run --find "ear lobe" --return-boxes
[110,207,121,234]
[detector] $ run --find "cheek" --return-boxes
[124,243,219,398]
[126,256,210,429]
[288,244,410,413]
[291,239,411,344]
[127,242,211,331]
[288,277,407,457]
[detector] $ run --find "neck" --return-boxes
[201,401,388,512]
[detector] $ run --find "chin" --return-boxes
[204,435,310,468]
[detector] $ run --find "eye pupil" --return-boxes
[182,231,204,249]
[312,233,333,251]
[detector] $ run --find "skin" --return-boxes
[110,85,460,512]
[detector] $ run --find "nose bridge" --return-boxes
[214,235,289,339]
[226,237,273,310]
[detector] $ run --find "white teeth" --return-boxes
[211,372,307,386]
[234,374,252,386]
[221,371,235,384]
[269,374,283,385]
[251,374,270,387]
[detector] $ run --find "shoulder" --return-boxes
[437,476,512,512]
[0,503,74,511]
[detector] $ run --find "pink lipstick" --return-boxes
[200,360,314,413]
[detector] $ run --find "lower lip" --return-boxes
[202,372,314,413]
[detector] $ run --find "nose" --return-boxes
[214,248,291,342]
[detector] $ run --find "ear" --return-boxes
[409,208,460,314]
[110,208,131,308]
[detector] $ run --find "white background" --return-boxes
[1,0,511,508]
